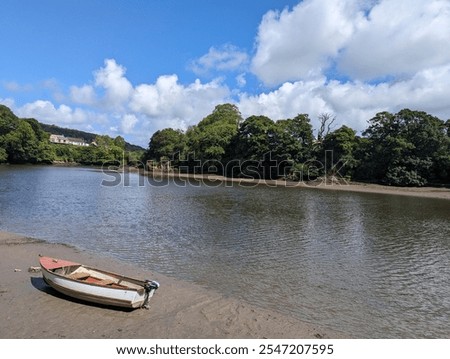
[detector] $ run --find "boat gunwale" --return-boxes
[42,275,142,308]
[39,256,159,309]
[40,259,145,293]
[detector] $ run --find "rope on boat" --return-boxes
[142,280,160,309]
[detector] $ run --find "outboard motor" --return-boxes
[142,280,160,309]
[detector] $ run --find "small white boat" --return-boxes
[39,256,159,309]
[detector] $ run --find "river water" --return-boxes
[0,165,449,338]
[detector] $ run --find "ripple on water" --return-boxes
[0,166,449,338]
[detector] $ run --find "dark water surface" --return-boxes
[1,165,449,338]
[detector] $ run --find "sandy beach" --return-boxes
[142,169,450,200]
[0,231,348,339]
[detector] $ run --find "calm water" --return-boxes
[1,165,449,338]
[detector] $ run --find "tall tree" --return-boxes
[358,109,448,186]
[233,115,277,179]
[271,114,315,179]
[3,120,40,163]
[0,105,19,136]
[273,114,314,163]
[322,125,359,179]
[145,128,186,163]
[185,104,242,173]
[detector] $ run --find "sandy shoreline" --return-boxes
[141,169,450,200]
[0,231,349,339]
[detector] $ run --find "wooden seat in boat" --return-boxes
[69,272,91,280]
[97,279,115,286]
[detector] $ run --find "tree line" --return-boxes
[0,105,143,166]
[143,104,450,187]
[1,103,449,187]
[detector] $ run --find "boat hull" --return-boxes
[40,256,158,309]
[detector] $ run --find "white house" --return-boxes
[49,134,90,147]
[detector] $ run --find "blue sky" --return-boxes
[1,0,449,147]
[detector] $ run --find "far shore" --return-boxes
[140,168,450,200]
[0,231,349,339]
[2,163,449,200]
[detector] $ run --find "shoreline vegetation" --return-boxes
[0,231,348,339]
[2,104,450,189]
[2,162,449,200]
[135,168,449,200]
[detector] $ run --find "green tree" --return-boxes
[4,120,40,163]
[0,105,19,162]
[0,147,7,162]
[232,115,277,179]
[113,135,126,150]
[22,118,55,163]
[270,114,315,178]
[358,109,448,186]
[176,104,242,174]
[126,149,145,166]
[145,128,186,163]
[322,125,359,179]
[186,104,242,173]
[273,114,314,162]
[0,105,19,136]
[88,135,125,165]
[197,103,242,130]
[235,115,275,160]
[53,143,77,162]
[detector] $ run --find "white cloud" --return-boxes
[239,63,450,133]
[120,114,138,134]
[14,100,108,129]
[3,81,33,92]
[20,62,231,146]
[338,0,450,80]
[94,59,133,109]
[251,0,450,85]
[0,97,16,109]
[251,0,361,85]
[239,79,329,122]
[130,75,230,126]
[70,84,96,105]
[190,44,249,76]
[17,100,84,124]
[64,60,231,144]
[3,60,232,147]
[242,0,450,132]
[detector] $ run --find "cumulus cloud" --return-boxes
[239,63,450,133]
[251,0,450,85]
[251,0,361,85]
[70,84,96,105]
[120,114,138,134]
[0,97,16,109]
[190,44,249,76]
[94,59,133,109]
[16,100,86,125]
[338,0,450,80]
[239,79,328,122]
[130,75,230,127]
[19,61,230,145]
[14,100,108,130]
[242,0,450,132]
[69,60,230,141]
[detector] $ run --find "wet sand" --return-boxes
[0,231,348,339]
[143,170,450,200]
